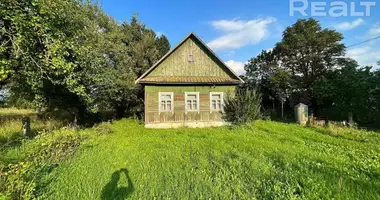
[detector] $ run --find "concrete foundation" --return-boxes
[145,121,230,129]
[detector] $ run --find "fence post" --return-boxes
[22,116,32,137]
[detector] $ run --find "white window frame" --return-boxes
[158,92,174,113]
[185,92,199,113]
[210,92,224,112]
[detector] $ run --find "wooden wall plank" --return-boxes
[147,38,233,78]
[145,85,235,124]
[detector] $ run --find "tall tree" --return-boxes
[0,0,169,122]
[244,50,278,110]
[269,68,293,119]
[275,18,345,105]
[155,35,170,58]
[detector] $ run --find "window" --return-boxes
[159,92,173,112]
[210,92,223,111]
[185,92,199,112]
[188,55,194,63]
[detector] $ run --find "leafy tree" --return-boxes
[244,18,346,119]
[244,50,278,110]
[0,1,170,122]
[269,68,293,119]
[313,59,377,125]
[155,35,170,58]
[275,18,345,104]
[0,0,101,120]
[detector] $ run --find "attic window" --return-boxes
[188,55,194,63]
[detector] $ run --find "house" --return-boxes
[135,33,244,128]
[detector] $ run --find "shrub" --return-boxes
[223,88,262,125]
[94,122,113,135]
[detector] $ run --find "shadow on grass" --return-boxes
[101,168,134,200]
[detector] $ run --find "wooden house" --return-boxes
[136,33,244,128]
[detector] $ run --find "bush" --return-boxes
[94,122,113,135]
[223,88,262,125]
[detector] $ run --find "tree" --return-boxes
[275,18,345,105]
[313,59,377,125]
[269,68,293,119]
[244,50,278,110]
[0,0,101,121]
[244,19,346,118]
[155,35,170,58]
[0,0,170,122]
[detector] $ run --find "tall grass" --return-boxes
[0,108,64,147]
[1,112,379,199]
[40,119,380,199]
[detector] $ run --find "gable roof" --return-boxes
[135,32,244,84]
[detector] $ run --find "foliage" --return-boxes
[245,18,345,106]
[1,127,85,199]
[0,1,170,122]
[93,122,113,135]
[275,19,345,95]
[223,88,262,125]
[39,119,380,199]
[269,67,293,118]
[313,59,379,125]
[244,18,380,127]
[0,108,63,146]
[155,35,171,58]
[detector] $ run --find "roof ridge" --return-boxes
[135,32,244,84]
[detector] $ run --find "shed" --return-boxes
[135,33,244,128]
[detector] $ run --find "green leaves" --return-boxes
[223,88,262,125]
[0,0,169,120]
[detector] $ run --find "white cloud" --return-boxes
[345,24,380,68]
[334,18,364,31]
[347,46,380,67]
[368,23,380,36]
[225,60,246,75]
[207,17,276,51]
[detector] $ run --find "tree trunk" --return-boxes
[281,100,284,119]
[348,112,353,127]
[22,117,32,137]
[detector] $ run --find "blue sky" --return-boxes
[100,0,380,74]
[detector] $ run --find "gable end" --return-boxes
[135,32,244,84]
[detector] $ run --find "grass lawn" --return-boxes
[39,119,380,199]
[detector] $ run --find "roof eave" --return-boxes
[138,81,242,85]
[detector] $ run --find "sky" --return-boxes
[100,0,380,75]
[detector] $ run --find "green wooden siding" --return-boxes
[147,37,233,78]
[145,85,235,124]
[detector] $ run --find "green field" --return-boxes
[40,120,380,199]
[1,115,380,199]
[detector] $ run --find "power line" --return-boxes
[346,35,380,48]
